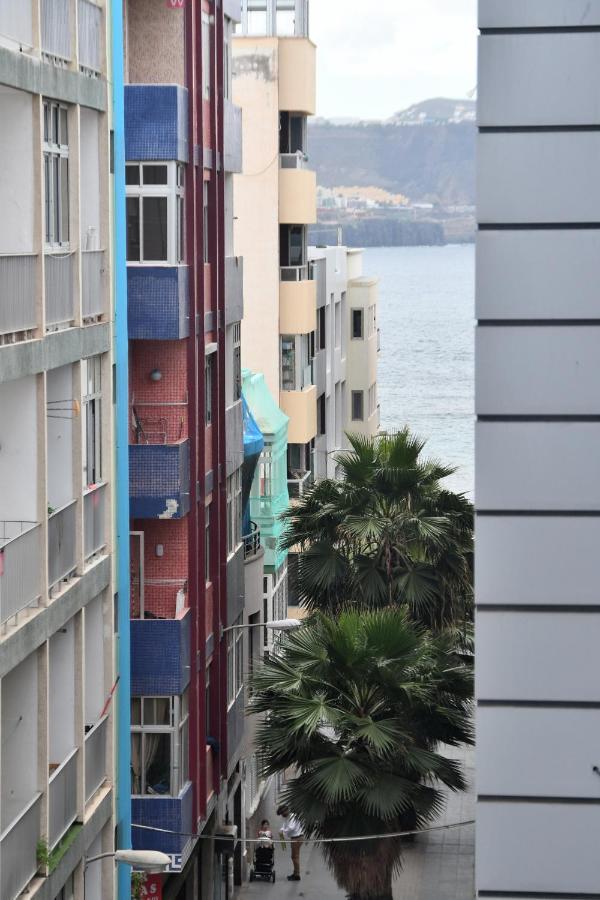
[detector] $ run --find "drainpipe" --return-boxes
[109,2,132,897]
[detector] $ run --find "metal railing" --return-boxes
[243,522,261,560]
[0,522,42,631]
[78,0,102,73]
[287,469,312,499]
[280,151,308,170]
[48,748,78,849]
[280,263,313,282]
[48,499,77,590]
[45,253,74,330]
[84,482,106,561]
[82,250,105,319]
[41,0,71,61]
[0,793,42,900]
[85,715,107,803]
[0,254,37,339]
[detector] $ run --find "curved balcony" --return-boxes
[243,522,262,561]
[279,167,317,225]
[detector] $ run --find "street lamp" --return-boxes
[84,850,170,898]
[221,618,303,636]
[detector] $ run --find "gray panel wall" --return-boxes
[225,400,243,478]
[226,544,245,626]
[476,4,600,896]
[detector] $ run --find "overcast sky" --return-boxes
[310,0,477,120]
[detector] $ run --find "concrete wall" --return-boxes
[233,38,280,401]
[0,374,37,521]
[0,4,32,47]
[126,0,185,86]
[84,592,105,723]
[476,3,600,895]
[47,364,74,511]
[49,615,76,763]
[345,275,378,439]
[277,38,315,114]
[0,86,34,253]
[1,650,38,827]
[80,108,101,247]
[279,384,316,444]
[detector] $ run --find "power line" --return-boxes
[131,818,475,845]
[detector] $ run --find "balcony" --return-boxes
[225,256,244,327]
[243,522,261,561]
[132,781,193,866]
[85,715,108,803]
[45,253,75,332]
[280,277,316,334]
[278,37,316,114]
[78,0,102,74]
[49,749,78,850]
[280,384,317,444]
[84,482,107,562]
[129,440,191,519]
[287,468,312,500]
[0,254,37,342]
[82,250,105,321]
[48,500,77,592]
[131,608,191,696]
[224,99,242,174]
[41,0,71,62]
[0,793,42,900]
[0,521,42,632]
[128,266,189,340]
[279,167,317,225]
[280,262,313,282]
[125,85,189,163]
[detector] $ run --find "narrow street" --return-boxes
[239,747,475,900]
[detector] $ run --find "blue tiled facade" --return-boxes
[131,611,191,696]
[129,441,191,519]
[128,267,189,340]
[125,84,189,162]
[132,781,194,859]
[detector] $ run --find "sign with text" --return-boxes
[140,874,163,898]
[166,0,186,8]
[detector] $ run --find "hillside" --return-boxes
[308,98,476,206]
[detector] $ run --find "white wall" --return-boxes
[0,375,37,521]
[80,108,101,248]
[0,87,34,253]
[1,651,38,827]
[49,616,76,762]
[47,364,74,510]
[0,3,33,47]
[84,593,105,724]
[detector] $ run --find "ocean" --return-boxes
[362,244,475,498]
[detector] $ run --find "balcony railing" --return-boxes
[78,0,102,73]
[243,522,261,560]
[48,499,77,590]
[280,263,313,282]
[84,482,107,562]
[85,715,108,803]
[0,793,42,900]
[82,250,105,320]
[280,151,308,170]
[288,469,312,499]
[49,748,78,849]
[45,253,74,331]
[0,254,37,340]
[0,521,42,631]
[41,0,71,61]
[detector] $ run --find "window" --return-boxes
[130,693,189,796]
[233,322,242,402]
[205,503,211,584]
[54,873,75,900]
[202,13,211,100]
[226,469,242,556]
[203,180,209,263]
[82,356,102,486]
[317,393,326,437]
[43,100,69,247]
[258,449,272,498]
[205,354,214,425]
[335,301,341,348]
[352,308,364,340]
[280,336,295,391]
[351,390,364,421]
[126,162,184,264]
[317,306,326,351]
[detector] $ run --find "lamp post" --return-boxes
[84,849,171,899]
[221,618,302,636]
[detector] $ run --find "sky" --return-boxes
[310,0,478,121]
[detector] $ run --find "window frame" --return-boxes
[125,162,184,265]
[43,100,70,249]
[351,308,364,340]
[226,469,242,558]
[82,356,102,487]
[351,390,364,422]
[130,692,190,797]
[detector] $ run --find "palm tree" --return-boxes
[282,429,473,630]
[251,609,473,900]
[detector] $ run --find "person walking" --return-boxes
[277,804,304,881]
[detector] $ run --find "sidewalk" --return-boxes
[238,746,475,900]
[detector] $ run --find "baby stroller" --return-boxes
[249,832,276,883]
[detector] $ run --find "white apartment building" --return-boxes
[476,1,600,896]
[0,4,116,900]
[309,245,380,480]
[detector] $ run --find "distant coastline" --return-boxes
[310,218,475,249]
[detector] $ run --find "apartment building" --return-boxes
[476,1,600,895]
[122,0,246,897]
[0,2,119,900]
[309,245,380,480]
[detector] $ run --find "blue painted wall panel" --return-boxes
[132,781,193,856]
[128,266,189,340]
[125,85,189,162]
[131,612,191,696]
[129,441,191,519]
